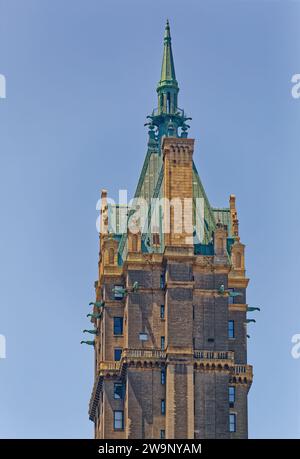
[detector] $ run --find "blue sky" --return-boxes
[0,0,299,438]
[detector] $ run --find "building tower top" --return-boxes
[146,20,191,141]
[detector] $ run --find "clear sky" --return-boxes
[0,0,299,439]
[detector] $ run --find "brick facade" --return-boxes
[87,22,253,440]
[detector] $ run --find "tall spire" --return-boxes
[158,20,178,90]
[157,20,179,115]
[145,20,191,141]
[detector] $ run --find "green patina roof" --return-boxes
[106,22,233,265]
[213,208,232,234]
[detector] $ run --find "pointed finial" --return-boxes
[158,20,178,94]
[164,19,170,40]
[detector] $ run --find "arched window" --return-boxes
[109,247,114,265]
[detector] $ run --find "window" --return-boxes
[139,332,148,341]
[160,93,164,110]
[160,305,165,319]
[228,320,235,339]
[114,383,124,400]
[113,317,123,335]
[161,399,166,415]
[192,305,195,320]
[229,413,236,433]
[228,288,234,304]
[114,410,124,430]
[153,233,160,245]
[160,273,165,289]
[167,92,171,113]
[229,386,235,406]
[161,369,166,385]
[114,348,122,361]
[193,338,195,349]
[114,285,124,300]
[161,336,165,350]
[160,430,165,439]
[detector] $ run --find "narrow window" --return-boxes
[167,92,171,113]
[228,288,234,304]
[192,305,195,320]
[114,410,124,430]
[160,429,165,439]
[229,413,236,433]
[161,399,166,415]
[161,369,166,385]
[229,386,235,406]
[160,305,165,319]
[114,348,122,361]
[228,320,235,339]
[160,93,164,111]
[113,317,123,335]
[153,233,160,245]
[114,383,124,400]
[161,336,165,350]
[193,338,195,349]
[160,273,165,289]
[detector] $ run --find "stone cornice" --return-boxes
[228,277,249,288]
[229,303,247,312]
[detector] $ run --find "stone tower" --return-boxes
[86,21,253,439]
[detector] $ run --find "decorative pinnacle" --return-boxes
[158,19,177,88]
[164,19,171,41]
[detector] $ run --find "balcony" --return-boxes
[233,364,253,379]
[194,350,234,362]
[98,361,120,375]
[97,350,166,375]
[122,348,166,359]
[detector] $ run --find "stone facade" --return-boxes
[87,21,253,439]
